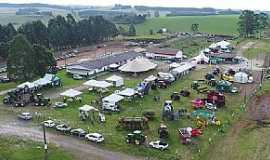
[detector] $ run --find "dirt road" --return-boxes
[0,118,141,160]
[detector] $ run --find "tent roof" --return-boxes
[118,88,138,97]
[106,75,123,82]
[119,57,157,73]
[171,62,196,74]
[79,105,98,112]
[102,94,124,103]
[60,89,82,98]
[169,62,181,68]
[191,52,209,63]
[109,63,120,68]
[144,75,157,82]
[216,40,231,48]
[17,82,37,89]
[84,80,113,88]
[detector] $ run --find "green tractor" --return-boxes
[216,80,238,93]
[33,93,51,106]
[126,130,146,145]
[191,80,209,94]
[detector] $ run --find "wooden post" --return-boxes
[43,124,48,160]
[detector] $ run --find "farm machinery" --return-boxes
[126,130,146,145]
[191,80,209,93]
[158,123,169,139]
[118,117,148,131]
[3,88,34,107]
[170,92,181,101]
[32,93,51,106]
[191,110,221,129]
[216,80,238,93]
[178,127,202,144]
[206,91,225,108]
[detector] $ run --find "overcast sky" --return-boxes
[0,0,270,10]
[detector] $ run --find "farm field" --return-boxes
[243,39,270,59]
[0,136,73,160]
[135,15,239,36]
[0,68,248,160]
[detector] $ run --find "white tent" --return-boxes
[169,62,181,69]
[144,75,157,82]
[102,94,124,104]
[234,72,249,84]
[79,105,99,112]
[17,82,37,89]
[171,62,196,76]
[216,40,231,49]
[106,75,124,87]
[209,43,218,49]
[191,52,209,64]
[119,57,157,73]
[60,89,82,98]
[118,88,138,97]
[84,80,113,89]
[109,63,120,69]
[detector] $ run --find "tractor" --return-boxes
[32,93,51,106]
[206,91,225,108]
[126,130,146,145]
[178,127,202,145]
[143,110,155,121]
[170,92,180,101]
[191,110,221,128]
[191,98,205,109]
[158,123,169,139]
[216,80,238,93]
[180,90,190,97]
[191,80,209,94]
[162,101,174,121]
[118,117,148,131]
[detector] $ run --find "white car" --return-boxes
[85,133,104,143]
[18,112,32,120]
[43,120,55,128]
[149,140,169,150]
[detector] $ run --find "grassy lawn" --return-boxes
[3,68,246,160]
[56,70,85,87]
[0,136,73,160]
[0,82,17,91]
[165,36,211,57]
[243,39,270,59]
[135,15,239,36]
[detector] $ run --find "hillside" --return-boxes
[135,15,239,36]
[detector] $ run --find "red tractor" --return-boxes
[206,91,225,108]
[178,127,202,145]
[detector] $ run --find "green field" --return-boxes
[135,15,239,36]
[1,69,246,160]
[0,136,73,160]
[243,39,270,59]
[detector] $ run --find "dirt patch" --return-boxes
[247,93,270,121]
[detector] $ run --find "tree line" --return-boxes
[0,14,118,81]
[238,10,269,38]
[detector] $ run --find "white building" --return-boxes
[146,48,183,60]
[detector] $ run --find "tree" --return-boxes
[128,24,136,36]
[154,11,160,17]
[238,10,257,38]
[18,20,49,47]
[256,12,269,38]
[191,23,199,33]
[33,44,56,77]
[149,29,154,35]
[118,26,127,36]
[7,34,35,80]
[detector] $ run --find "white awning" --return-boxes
[79,105,99,112]
[118,88,138,97]
[144,75,157,82]
[17,82,37,89]
[171,62,196,74]
[106,75,123,82]
[60,89,82,98]
[84,80,113,88]
[102,94,124,103]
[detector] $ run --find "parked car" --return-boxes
[73,74,83,80]
[53,102,68,108]
[56,124,71,133]
[70,128,87,137]
[85,133,104,143]
[43,120,56,128]
[0,77,10,83]
[18,112,32,120]
[149,140,169,150]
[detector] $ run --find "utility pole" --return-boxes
[43,124,48,160]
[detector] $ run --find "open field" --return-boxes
[135,15,239,36]
[243,39,270,59]
[0,67,248,160]
[0,136,73,160]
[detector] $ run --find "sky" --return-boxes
[0,0,270,11]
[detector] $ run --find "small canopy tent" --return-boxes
[33,74,61,87]
[84,80,113,89]
[216,40,231,49]
[119,57,157,73]
[102,94,124,104]
[169,62,181,69]
[60,89,82,98]
[234,72,249,84]
[118,88,138,97]
[191,52,209,64]
[79,105,99,121]
[170,62,196,77]
[106,75,124,87]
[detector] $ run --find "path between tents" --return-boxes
[0,118,142,160]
